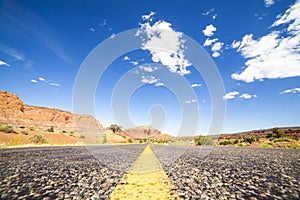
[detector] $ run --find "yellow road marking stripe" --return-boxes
[109,144,182,200]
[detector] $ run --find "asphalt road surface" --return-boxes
[0,144,299,199]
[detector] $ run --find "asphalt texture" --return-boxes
[0,144,299,200]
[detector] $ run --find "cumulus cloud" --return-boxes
[139,65,159,72]
[239,93,257,99]
[142,11,156,22]
[131,61,138,66]
[89,28,95,32]
[191,83,202,87]
[223,91,257,100]
[223,91,239,100]
[141,75,158,84]
[202,24,217,37]
[123,56,130,61]
[155,82,164,87]
[232,0,300,82]
[0,60,9,67]
[280,88,300,94]
[30,79,37,83]
[265,0,275,7]
[211,42,224,57]
[136,12,191,75]
[231,40,241,48]
[203,38,218,47]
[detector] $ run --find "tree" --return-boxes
[109,124,122,133]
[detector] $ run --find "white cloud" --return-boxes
[265,0,275,7]
[141,75,158,84]
[38,77,45,81]
[239,93,257,99]
[213,14,217,20]
[110,33,116,39]
[203,38,218,47]
[202,24,217,37]
[223,91,239,100]
[49,83,60,87]
[280,88,300,94]
[211,42,223,51]
[136,13,191,75]
[212,52,220,58]
[89,28,95,32]
[184,99,197,104]
[142,11,156,22]
[231,40,241,48]
[30,79,37,83]
[0,60,9,67]
[139,65,159,72]
[232,1,300,82]
[123,56,130,61]
[202,8,215,16]
[131,61,138,66]
[191,83,202,87]
[155,82,164,87]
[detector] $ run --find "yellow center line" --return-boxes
[109,144,182,200]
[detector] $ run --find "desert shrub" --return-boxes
[287,144,300,149]
[233,139,239,144]
[102,134,108,143]
[195,136,215,146]
[128,138,133,143]
[29,126,36,131]
[219,140,232,145]
[62,130,67,133]
[273,137,292,143]
[80,135,85,139]
[69,132,74,136]
[21,131,29,135]
[243,136,258,144]
[266,133,273,138]
[19,125,25,129]
[238,142,248,147]
[259,143,273,148]
[47,126,54,132]
[0,125,16,134]
[29,135,48,144]
[272,127,285,138]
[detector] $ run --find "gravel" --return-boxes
[151,145,300,200]
[0,145,145,199]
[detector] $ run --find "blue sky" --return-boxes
[0,0,299,136]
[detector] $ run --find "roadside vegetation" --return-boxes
[216,127,300,149]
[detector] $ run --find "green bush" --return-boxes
[219,140,232,145]
[19,125,25,129]
[238,142,248,147]
[47,126,54,132]
[29,126,36,131]
[273,137,292,143]
[21,131,29,135]
[128,138,133,143]
[195,136,215,146]
[29,135,48,144]
[287,144,300,149]
[259,143,273,148]
[233,139,239,144]
[0,125,16,134]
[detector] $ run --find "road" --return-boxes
[0,144,299,199]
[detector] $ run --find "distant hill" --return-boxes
[0,90,104,146]
[123,126,174,140]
